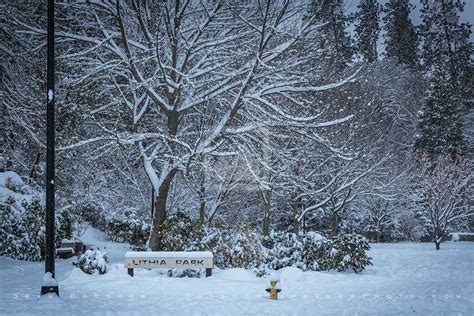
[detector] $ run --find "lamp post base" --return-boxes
[40,286,59,296]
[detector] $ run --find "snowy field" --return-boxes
[0,228,473,316]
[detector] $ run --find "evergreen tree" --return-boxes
[420,0,472,101]
[415,0,472,157]
[308,0,353,72]
[383,0,418,68]
[452,17,473,107]
[415,62,465,157]
[354,0,381,63]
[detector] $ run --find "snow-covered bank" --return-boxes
[0,236,473,315]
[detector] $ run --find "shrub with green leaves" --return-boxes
[263,231,304,270]
[139,211,372,275]
[77,250,108,274]
[0,173,70,261]
[160,213,266,272]
[106,209,150,247]
[332,233,372,273]
[303,232,335,271]
[160,212,205,251]
[203,226,266,271]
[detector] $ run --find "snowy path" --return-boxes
[0,231,473,315]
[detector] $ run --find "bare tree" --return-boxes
[411,155,473,250]
[21,0,360,249]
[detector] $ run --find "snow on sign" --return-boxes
[124,251,214,277]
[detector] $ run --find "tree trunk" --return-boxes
[149,106,180,250]
[262,189,271,236]
[375,220,381,243]
[199,193,206,225]
[293,214,299,235]
[434,227,441,250]
[149,170,177,251]
[5,130,14,170]
[292,201,300,235]
[29,153,42,182]
[199,201,206,225]
[331,211,338,239]
[198,176,206,225]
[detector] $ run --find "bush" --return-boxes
[226,228,266,270]
[263,231,304,270]
[160,213,266,273]
[0,172,69,261]
[77,250,108,274]
[106,209,150,246]
[0,185,69,261]
[167,268,203,278]
[303,232,335,271]
[76,205,108,230]
[332,233,372,273]
[14,199,46,261]
[203,226,266,271]
[57,207,75,243]
[261,231,372,273]
[132,210,372,275]
[160,212,205,251]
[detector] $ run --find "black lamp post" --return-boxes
[41,0,59,296]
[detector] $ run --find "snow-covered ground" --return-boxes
[1,228,473,316]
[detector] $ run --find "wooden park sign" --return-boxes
[124,251,214,277]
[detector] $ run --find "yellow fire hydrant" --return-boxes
[266,273,281,300]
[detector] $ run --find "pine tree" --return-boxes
[420,0,472,100]
[383,0,418,68]
[415,0,472,157]
[308,0,353,72]
[354,0,381,63]
[415,62,465,157]
[451,16,473,107]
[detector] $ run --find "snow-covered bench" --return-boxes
[60,237,95,254]
[124,251,214,277]
[451,232,474,242]
[56,247,75,259]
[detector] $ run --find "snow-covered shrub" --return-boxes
[57,207,75,243]
[0,197,18,253]
[161,212,205,251]
[106,209,150,246]
[0,171,69,261]
[15,199,46,261]
[167,268,203,278]
[303,232,335,271]
[227,228,266,270]
[332,233,372,273]
[203,226,266,271]
[0,198,44,261]
[4,172,24,192]
[74,204,108,230]
[263,231,304,270]
[159,213,266,272]
[77,250,108,274]
[1,198,68,261]
[201,228,229,266]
